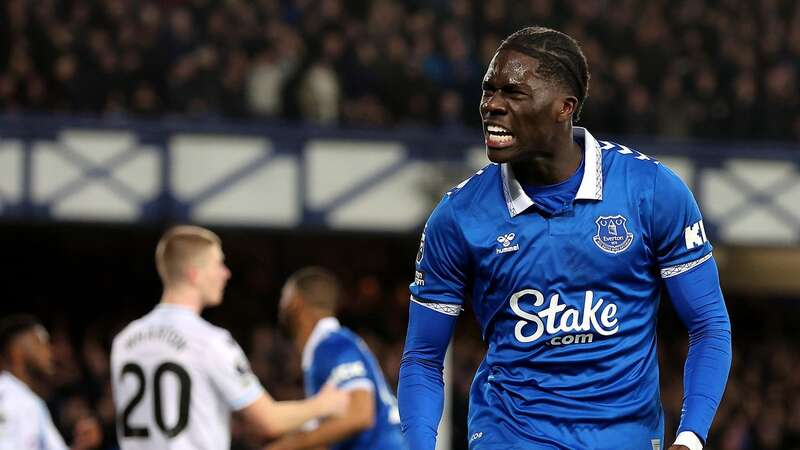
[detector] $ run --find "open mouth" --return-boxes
[485,124,515,148]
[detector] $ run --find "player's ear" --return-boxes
[292,294,307,315]
[185,266,199,284]
[557,96,577,123]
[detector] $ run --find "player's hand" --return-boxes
[668,446,690,450]
[71,416,103,450]
[316,382,350,417]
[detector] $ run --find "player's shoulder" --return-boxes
[312,328,372,383]
[0,373,42,410]
[111,315,147,348]
[597,138,667,185]
[313,327,369,368]
[597,138,695,206]
[598,138,659,169]
[191,318,237,349]
[112,307,230,350]
[442,163,499,204]
[317,327,361,354]
[428,163,499,225]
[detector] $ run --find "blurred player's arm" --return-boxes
[38,400,101,450]
[399,196,466,450]
[262,388,374,450]
[239,382,349,439]
[653,165,732,450]
[209,332,348,440]
[70,416,103,450]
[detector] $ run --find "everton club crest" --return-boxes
[593,215,634,254]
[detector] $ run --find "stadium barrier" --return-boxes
[1,114,799,246]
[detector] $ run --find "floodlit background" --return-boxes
[1,1,800,449]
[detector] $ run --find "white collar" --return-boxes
[500,127,604,217]
[301,317,341,370]
[155,303,199,315]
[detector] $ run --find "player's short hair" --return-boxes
[498,26,590,121]
[155,225,222,285]
[0,314,41,360]
[286,267,341,313]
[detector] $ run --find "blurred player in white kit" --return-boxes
[0,315,103,450]
[111,225,349,450]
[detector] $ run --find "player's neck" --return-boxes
[295,318,316,353]
[8,363,35,390]
[295,314,328,353]
[511,135,582,186]
[160,285,204,314]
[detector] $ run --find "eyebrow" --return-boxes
[503,82,527,90]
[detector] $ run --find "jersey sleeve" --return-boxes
[652,164,713,277]
[664,255,731,442]
[206,332,265,411]
[410,195,469,312]
[309,338,374,394]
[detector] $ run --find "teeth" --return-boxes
[487,125,511,135]
[487,133,514,146]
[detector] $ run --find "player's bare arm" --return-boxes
[239,382,350,439]
[263,388,375,450]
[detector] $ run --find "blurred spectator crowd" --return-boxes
[2,0,800,140]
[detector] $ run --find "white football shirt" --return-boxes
[111,304,264,450]
[0,371,68,450]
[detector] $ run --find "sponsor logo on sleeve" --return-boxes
[684,220,708,250]
[235,357,255,387]
[414,270,425,286]
[328,361,367,386]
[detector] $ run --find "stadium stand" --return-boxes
[1,0,799,140]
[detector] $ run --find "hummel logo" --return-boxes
[497,233,515,247]
[496,233,519,254]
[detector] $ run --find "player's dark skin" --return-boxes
[480,49,583,186]
[480,49,691,450]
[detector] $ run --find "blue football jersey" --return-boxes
[410,127,713,450]
[302,318,408,450]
